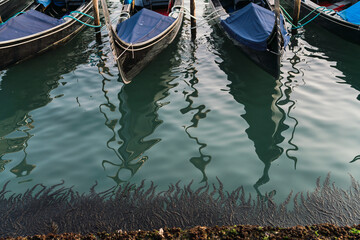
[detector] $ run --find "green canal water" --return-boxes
[0,1,360,203]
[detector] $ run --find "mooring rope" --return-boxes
[62,10,101,28]
[0,12,26,25]
[280,5,337,29]
[170,5,225,29]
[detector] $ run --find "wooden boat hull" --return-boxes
[297,0,360,44]
[114,15,182,83]
[101,0,184,83]
[0,2,93,70]
[208,0,286,78]
[0,0,32,20]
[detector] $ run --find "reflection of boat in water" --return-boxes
[0,32,94,178]
[208,25,293,196]
[229,71,288,196]
[180,76,211,182]
[100,62,177,184]
[300,26,360,92]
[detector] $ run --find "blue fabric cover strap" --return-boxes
[0,10,64,41]
[116,8,175,44]
[338,1,360,25]
[221,3,289,51]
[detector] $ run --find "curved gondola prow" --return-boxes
[100,0,127,81]
[266,0,287,78]
[100,0,134,84]
[0,1,94,70]
[101,0,184,84]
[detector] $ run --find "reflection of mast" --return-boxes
[180,64,211,183]
[100,75,174,185]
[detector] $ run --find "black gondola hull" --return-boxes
[300,2,360,44]
[101,0,184,83]
[0,0,32,20]
[208,0,285,79]
[283,0,360,44]
[221,26,281,78]
[0,2,93,70]
[114,15,183,83]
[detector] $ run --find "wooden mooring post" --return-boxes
[190,0,196,41]
[93,0,102,43]
[292,0,301,34]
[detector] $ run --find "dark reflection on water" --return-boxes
[180,43,211,183]
[301,26,360,97]
[292,28,360,163]
[100,45,179,185]
[0,32,95,179]
[208,23,298,196]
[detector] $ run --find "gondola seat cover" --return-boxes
[338,1,360,24]
[116,8,175,44]
[0,10,64,41]
[221,3,289,51]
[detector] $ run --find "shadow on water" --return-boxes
[0,30,97,179]
[208,24,293,197]
[99,42,180,185]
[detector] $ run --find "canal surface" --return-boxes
[1,0,360,203]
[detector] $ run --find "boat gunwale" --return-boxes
[301,0,360,29]
[112,2,184,48]
[0,1,93,46]
[208,0,286,52]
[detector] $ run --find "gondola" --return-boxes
[0,0,97,70]
[0,0,32,20]
[100,0,184,84]
[208,0,290,78]
[285,0,360,44]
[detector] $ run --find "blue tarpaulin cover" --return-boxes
[37,0,51,7]
[116,8,175,44]
[0,10,64,41]
[221,3,289,51]
[338,1,360,25]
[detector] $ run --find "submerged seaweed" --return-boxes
[0,174,360,237]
